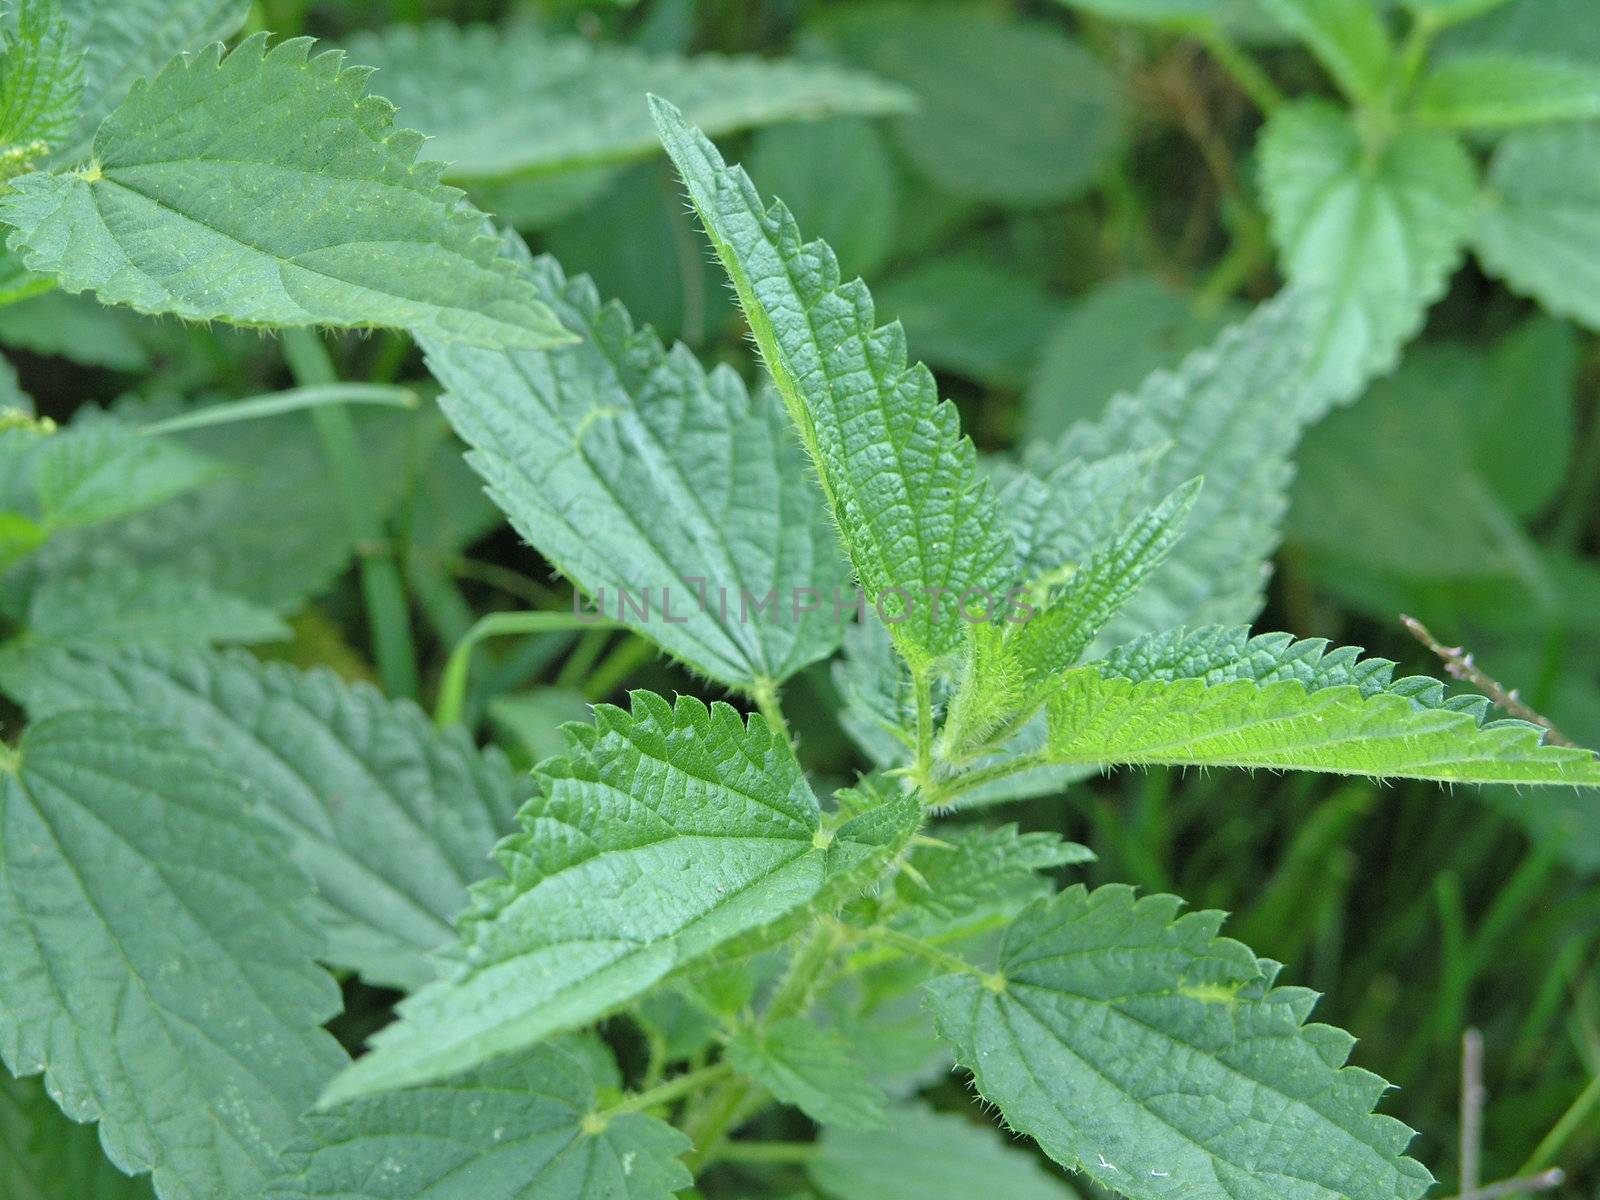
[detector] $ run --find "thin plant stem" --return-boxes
[583,635,658,701]
[1460,1029,1485,1198]
[750,678,791,743]
[867,926,994,985]
[595,1063,731,1122]
[140,384,417,436]
[929,750,1050,808]
[555,628,612,692]
[1401,615,1575,746]
[1516,1073,1600,1178]
[1193,23,1284,113]
[1439,1168,1565,1200]
[435,611,621,728]
[912,667,935,790]
[716,1141,818,1165]
[283,328,421,701]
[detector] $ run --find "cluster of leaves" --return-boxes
[0,3,1598,1200]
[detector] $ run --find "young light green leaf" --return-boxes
[925,884,1433,1200]
[0,710,347,1200]
[727,1015,888,1131]
[0,34,570,348]
[1259,100,1477,400]
[1,1073,153,1200]
[0,644,528,990]
[1474,121,1600,331]
[1009,479,1201,689]
[1044,630,1600,785]
[1032,292,1321,646]
[1416,54,1600,128]
[0,0,85,163]
[323,693,902,1103]
[810,1103,1082,1200]
[52,0,248,162]
[1255,0,1394,102]
[426,245,848,691]
[653,98,1016,668]
[343,22,911,184]
[270,1044,691,1200]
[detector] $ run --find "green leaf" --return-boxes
[1043,628,1600,785]
[8,402,432,613]
[1436,0,1600,67]
[270,1044,691,1200]
[925,884,1433,1200]
[323,692,897,1103]
[1255,0,1394,102]
[0,567,287,696]
[1258,99,1477,400]
[0,0,85,159]
[1,1072,153,1200]
[426,244,848,690]
[0,34,570,348]
[1023,277,1241,443]
[5,416,216,532]
[809,1102,1082,1200]
[876,253,1065,389]
[1051,0,1289,41]
[653,99,1016,668]
[816,9,1126,206]
[1416,54,1600,128]
[0,710,347,1200]
[1030,292,1323,645]
[0,290,148,369]
[343,21,911,184]
[53,0,249,162]
[727,1015,888,1130]
[748,118,898,279]
[1474,121,1600,331]
[1289,332,1570,610]
[0,644,528,990]
[1009,479,1202,689]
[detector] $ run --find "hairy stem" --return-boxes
[1517,1074,1600,1179]
[750,678,792,744]
[283,328,420,701]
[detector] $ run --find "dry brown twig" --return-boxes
[1401,615,1577,748]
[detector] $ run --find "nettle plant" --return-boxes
[0,5,1598,1200]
